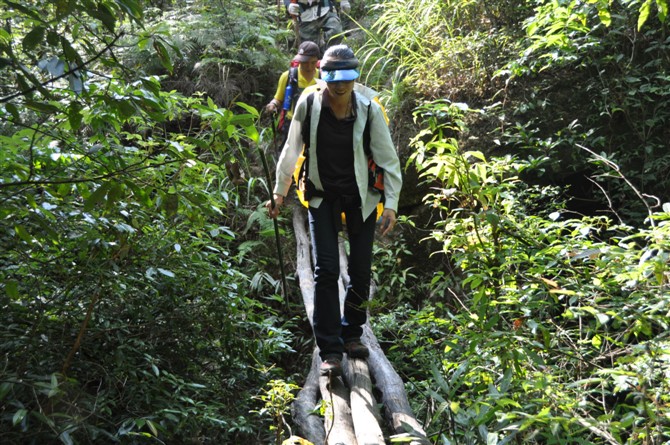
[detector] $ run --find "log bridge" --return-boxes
[289,205,430,445]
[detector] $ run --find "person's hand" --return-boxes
[265,101,278,115]
[379,208,396,236]
[288,3,300,16]
[266,194,285,219]
[340,0,351,13]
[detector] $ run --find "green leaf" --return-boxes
[22,26,45,52]
[68,101,83,130]
[24,100,60,114]
[12,408,27,426]
[46,30,59,46]
[0,382,12,400]
[3,0,41,20]
[60,37,82,66]
[146,419,159,436]
[84,182,110,211]
[658,0,669,21]
[88,3,117,32]
[5,280,18,298]
[54,0,74,19]
[14,225,34,243]
[5,102,20,121]
[153,40,173,74]
[116,0,144,20]
[638,0,653,30]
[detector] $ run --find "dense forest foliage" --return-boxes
[1,0,669,444]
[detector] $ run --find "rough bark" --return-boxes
[291,350,326,445]
[318,368,357,445]
[290,205,429,445]
[344,358,385,445]
[363,325,430,445]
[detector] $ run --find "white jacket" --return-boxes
[274,83,402,220]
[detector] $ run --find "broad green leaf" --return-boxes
[116,0,144,20]
[68,101,83,130]
[54,0,73,19]
[46,30,59,46]
[597,7,611,26]
[638,0,653,30]
[5,102,20,121]
[24,100,60,114]
[89,3,117,32]
[153,40,173,74]
[658,0,669,21]
[5,280,18,298]
[84,182,110,211]
[60,36,82,66]
[15,225,33,243]
[22,26,45,52]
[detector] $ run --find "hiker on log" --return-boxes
[265,41,321,152]
[286,0,348,52]
[266,44,402,377]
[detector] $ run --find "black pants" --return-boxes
[308,199,376,359]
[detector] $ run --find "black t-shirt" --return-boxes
[316,102,358,197]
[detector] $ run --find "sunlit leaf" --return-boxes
[12,408,27,426]
[638,0,653,30]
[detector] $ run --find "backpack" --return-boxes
[277,62,321,134]
[277,63,299,134]
[292,84,388,217]
[282,0,330,17]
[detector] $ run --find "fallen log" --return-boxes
[291,350,325,445]
[344,358,385,445]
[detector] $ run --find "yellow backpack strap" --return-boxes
[293,83,388,219]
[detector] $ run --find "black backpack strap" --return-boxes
[287,66,299,111]
[363,102,371,156]
[298,93,317,199]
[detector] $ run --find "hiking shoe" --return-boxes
[320,355,343,377]
[343,340,369,359]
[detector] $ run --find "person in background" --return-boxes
[287,0,350,51]
[266,44,402,377]
[265,41,321,150]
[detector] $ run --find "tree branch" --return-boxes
[0,32,124,104]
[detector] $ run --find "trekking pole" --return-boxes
[257,138,290,307]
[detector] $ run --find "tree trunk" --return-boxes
[290,205,430,445]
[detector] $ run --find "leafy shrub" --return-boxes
[385,98,670,444]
